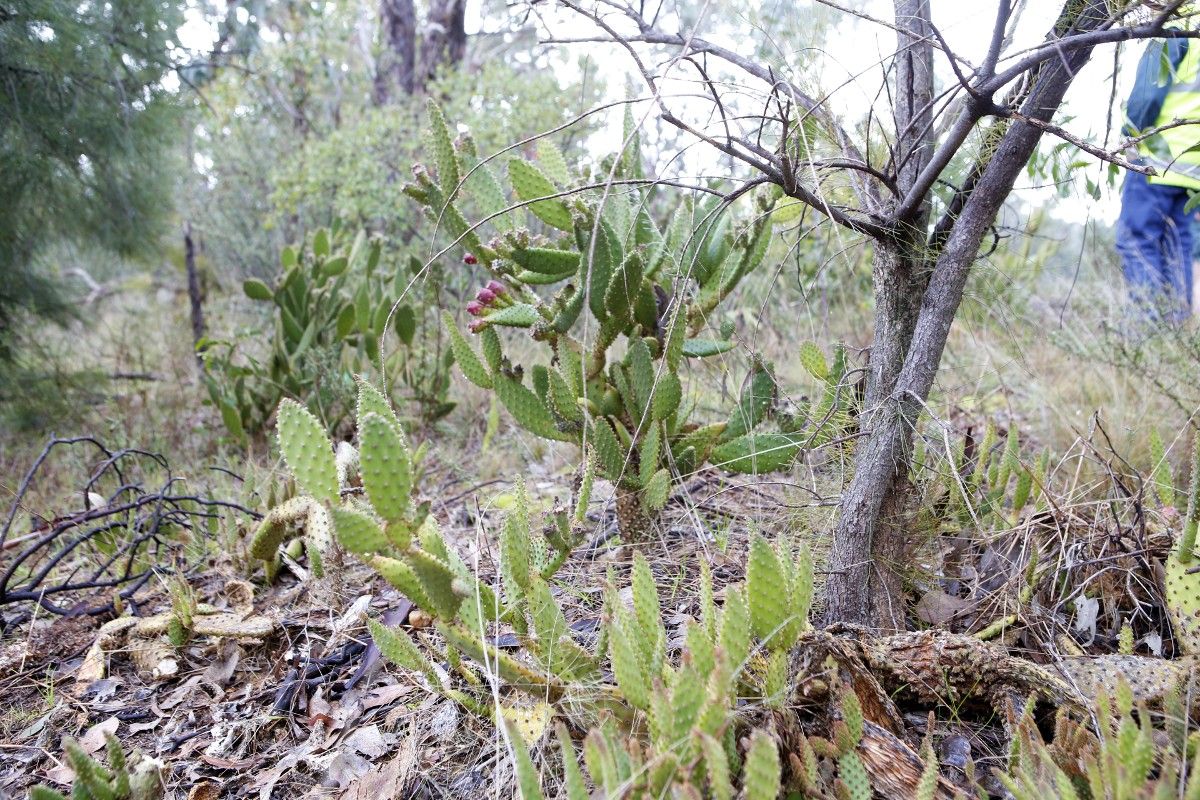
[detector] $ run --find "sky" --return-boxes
[176,0,1145,224]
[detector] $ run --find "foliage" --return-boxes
[202,222,452,438]
[408,103,855,538]
[29,734,164,800]
[0,0,182,357]
[255,386,821,794]
[998,682,1200,799]
[912,420,1052,534]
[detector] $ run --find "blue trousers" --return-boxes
[1116,171,1194,320]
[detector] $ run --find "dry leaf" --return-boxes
[79,716,120,755]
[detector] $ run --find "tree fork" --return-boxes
[823,0,1112,628]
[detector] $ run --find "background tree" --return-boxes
[555,0,1199,628]
[0,0,183,357]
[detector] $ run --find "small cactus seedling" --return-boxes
[408,102,832,539]
[30,734,165,800]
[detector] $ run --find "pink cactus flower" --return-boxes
[466,300,486,316]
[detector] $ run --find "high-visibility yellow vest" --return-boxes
[1141,41,1200,190]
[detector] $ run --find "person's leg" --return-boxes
[1160,185,1193,319]
[1117,172,1180,317]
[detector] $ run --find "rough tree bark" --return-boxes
[374,0,417,103]
[823,0,1112,627]
[184,222,206,371]
[374,0,466,103]
[847,0,938,631]
[418,0,467,87]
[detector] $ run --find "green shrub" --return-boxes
[406,102,856,538]
[202,222,453,438]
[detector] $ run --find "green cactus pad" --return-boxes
[356,378,403,433]
[480,303,539,329]
[358,412,412,524]
[547,368,583,423]
[427,100,459,197]
[249,496,315,560]
[494,375,568,441]
[508,159,573,231]
[588,417,627,480]
[370,555,433,610]
[743,730,781,800]
[718,586,751,672]
[442,311,493,389]
[603,253,644,328]
[332,507,389,554]
[681,338,735,358]
[651,372,682,421]
[305,502,332,553]
[609,607,650,710]
[711,433,801,474]
[746,536,788,644]
[368,617,439,684]
[642,468,671,512]
[408,549,464,620]
[276,399,338,503]
[516,269,574,285]
[536,138,571,187]
[723,363,776,441]
[512,247,580,275]
[438,622,564,697]
[1165,550,1200,654]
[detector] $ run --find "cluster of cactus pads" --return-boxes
[404,102,853,538]
[205,222,439,438]
[30,735,164,800]
[248,384,837,794]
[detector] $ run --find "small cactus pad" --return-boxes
[710,434,802,474]
[332,507,389,554]
[249,496,315,560]
[358,412,412,524]
[1164,550,1200,654]
[276,400,338,503]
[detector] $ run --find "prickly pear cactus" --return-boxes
[408,101,827,539]
[1166,439,1200,653]
[204,223,453,439]
[30,734,165,800]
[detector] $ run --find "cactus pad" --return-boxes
[1165,550,1200,654]
[711,433,801,474]
[332,507,388,554]
[508,159,573,231]
[276,399,338,503]
[358,412,412,524]
[249,496,315,560]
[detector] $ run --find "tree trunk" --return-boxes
[184,222,206,371]
[824,0,1109,628]
[418,0,467,87]
[374,0,416,104]
[824,0,936,629]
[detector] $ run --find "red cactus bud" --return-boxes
[466,300,486,316]
[468,318,487,333]
[463,253,478,265]
[486,280,507,296]
[476,288,497,305]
